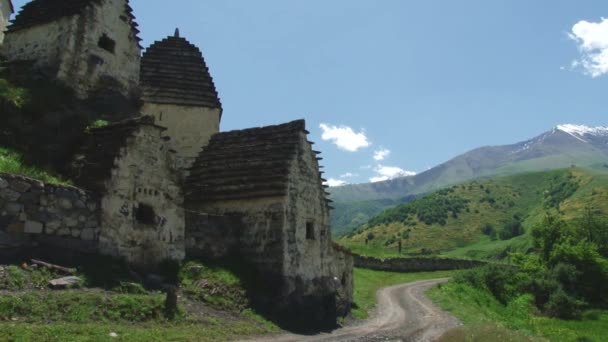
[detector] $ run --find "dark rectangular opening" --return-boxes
[306,221,315,240]
[98,34,116,54]
[135,203,156,225]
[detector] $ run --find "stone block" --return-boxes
[24,221,43,234]
[0,178,7,189]
[71,229,81,238]
[19,191,40,204]
[59,198,73,210]
[81,228,96,241]
[7,222,25,234]
[75,200,86,209]
[4,202,23,214]
[87,201,97,211]
[0,189,21,201]
[85,219,98,228]
[46,221,61,234]
[57,228,70,236]
[10,181,31,193]
[64,216,79,228]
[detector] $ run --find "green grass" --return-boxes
[339,168,608,260]
[179,260,250,312]
[0,260,280,341]
[0,321,276,342]
[428,281,608,341]
[352,268,458,319]
[0,147,70,184]
[0,78,29,108]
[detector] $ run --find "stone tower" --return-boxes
[140,29,222,174]
[0,0,13,44]
[1,0,141,99]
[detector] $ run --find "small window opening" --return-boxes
[341,273,347,286]
[98,34,116,53]
[306,221,315,240]
[135,203,156,225]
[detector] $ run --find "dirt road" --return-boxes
[241,278,461,342]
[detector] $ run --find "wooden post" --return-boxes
[164,286,178,320]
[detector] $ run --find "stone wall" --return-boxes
[0,0,11,45]
[98,123,185,269]
[354,254,487,272]
[187,197,288,278]
[330,244,354,316]
[0,172,101,253]
[141,103,221,176]
[2,0,140,98]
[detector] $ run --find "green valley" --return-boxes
[338,168,608,260]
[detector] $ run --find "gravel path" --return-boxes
[240,278,461,342]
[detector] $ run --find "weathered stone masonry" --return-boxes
[0,0,13,44]
[185,120,354,328]
[71,116,185,269]
[1,0,141,98]
[0,172,100,254]
[1,1,354,327]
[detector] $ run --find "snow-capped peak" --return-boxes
[556,124,608,142]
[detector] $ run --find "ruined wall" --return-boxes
[354,255,487,272]
[0,0,11,45]
[0,173,100,253]
[99,124,185,269]
[1,0,140,98]
[141,103,221,173]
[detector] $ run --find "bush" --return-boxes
[481,223,496,239]
[544,288,584,319]
[498,219,524,240]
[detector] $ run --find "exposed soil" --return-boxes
[241,278,460,342]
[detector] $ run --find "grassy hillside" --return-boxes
[338,168,608,260]
[331,196,417,237]
[429,281,608,342]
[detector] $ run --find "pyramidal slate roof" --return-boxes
[141,30,222,109]
[7,0,142,47]
[186,120,316,202]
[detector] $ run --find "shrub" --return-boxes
[544,288,584,319]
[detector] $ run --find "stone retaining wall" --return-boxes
[0,172,100,247]
[354,254,487,272]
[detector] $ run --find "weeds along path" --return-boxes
[240,278,460,342]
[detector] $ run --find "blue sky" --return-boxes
[11,0,608,185]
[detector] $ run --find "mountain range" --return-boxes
[329,124,608,235]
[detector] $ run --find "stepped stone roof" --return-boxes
[141,30,221,109]
[185,120,309,202]
[71,116,166,192]
[8,0,14,13]
[7,0,142,47]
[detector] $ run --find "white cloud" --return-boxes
[373,148,391,161]
[569,18,608,77]
[324,178,348,187]
[369,165,416,183]
[319,123,371,152]
[340,172,357,178]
